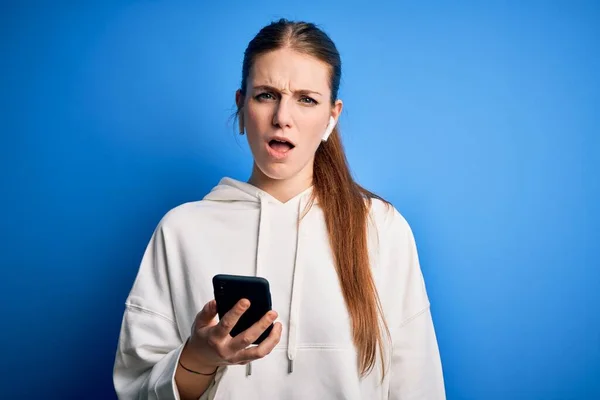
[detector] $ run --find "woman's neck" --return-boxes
[248,163,313,203]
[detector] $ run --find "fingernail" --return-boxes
[240,299,250,308]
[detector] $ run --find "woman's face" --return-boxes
[237,48,342,182]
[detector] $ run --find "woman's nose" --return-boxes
[272,99,293,129]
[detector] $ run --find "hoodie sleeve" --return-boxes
[388,309,446,400]
[113,219,186,400]
[385,209,446,400]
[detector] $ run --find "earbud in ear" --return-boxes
[322,116,337,142]
[238,113,245,135]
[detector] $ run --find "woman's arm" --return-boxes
[113,216,281,400]
[388,307,446,400]
[113,219,219,400]
[379,205,446,399]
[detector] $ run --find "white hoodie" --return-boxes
[113,177,445,399]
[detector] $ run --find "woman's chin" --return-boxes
[254,161,304,182]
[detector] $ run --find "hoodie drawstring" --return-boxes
[246,192,305,376]
[247,193,269,377]
[286,197,305,373]
[255,193,269,278]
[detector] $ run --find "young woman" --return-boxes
[113,19,445,400]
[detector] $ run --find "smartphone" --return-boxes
[212,274,274,345]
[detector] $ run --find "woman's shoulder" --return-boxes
[368,197,414,241]
[152,199,214,233]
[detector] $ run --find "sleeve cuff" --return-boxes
[150,342,185,399]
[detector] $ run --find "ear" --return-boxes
[322,99,343,142]
[331,99,343,121]
[235,89,245,133]
[322,116,337,141]
[235,89,244,109]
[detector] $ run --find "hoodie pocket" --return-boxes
[209,347,385,400]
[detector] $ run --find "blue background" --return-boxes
[2,1,598,399]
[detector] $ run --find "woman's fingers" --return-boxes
[194,300,218,328]
[229,322,283,364]
[211,299,250,339]
[228,310,278,352]
[204,300,281,366]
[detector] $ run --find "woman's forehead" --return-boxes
[248,48,331,93]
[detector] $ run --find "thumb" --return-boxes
[195,299,218,328]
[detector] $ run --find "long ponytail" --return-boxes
[311,126,390,377]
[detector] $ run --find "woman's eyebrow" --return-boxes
[252,85,322,97]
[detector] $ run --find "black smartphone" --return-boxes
[212,274,274,345]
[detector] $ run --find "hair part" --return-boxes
[238,18,391,379]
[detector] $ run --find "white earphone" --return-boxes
[322,116,337,141]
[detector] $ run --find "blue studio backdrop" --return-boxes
[1,2,598,399]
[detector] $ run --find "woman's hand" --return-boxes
[181,298,282,372]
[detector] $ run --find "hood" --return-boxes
[204,177,314,205]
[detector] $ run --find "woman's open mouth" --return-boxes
[267,138,295,159]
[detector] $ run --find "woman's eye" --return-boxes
[299,96,317,105]
[256,92,275,101]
